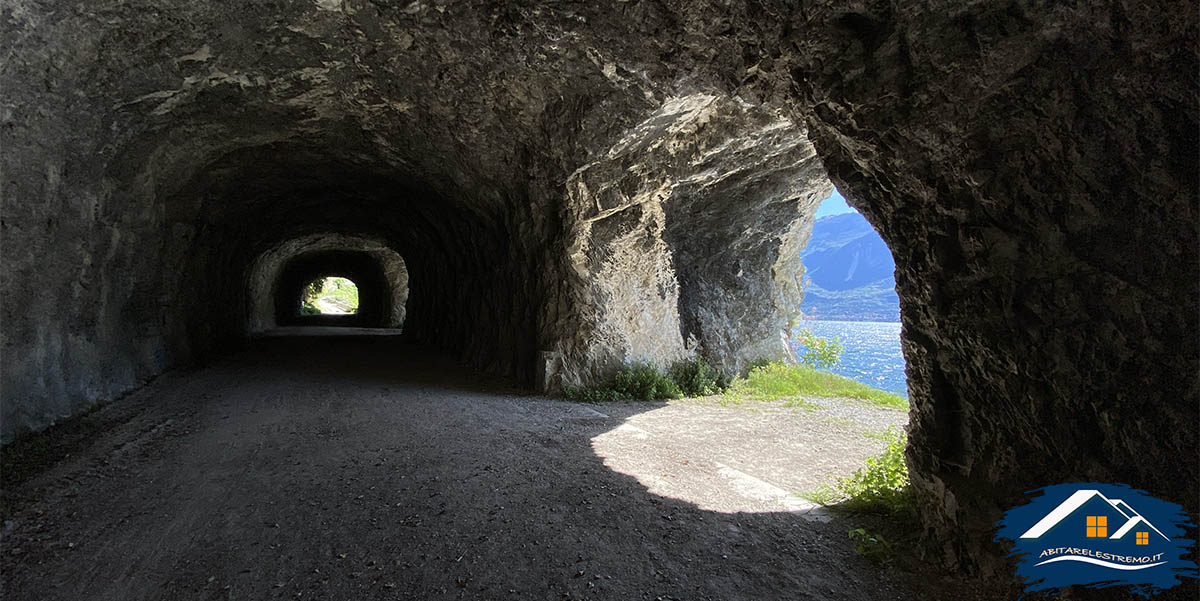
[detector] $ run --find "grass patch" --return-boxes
[782,397,819,410]
[724,361,907,409]
[800,483,841,506]
[861,428,892,441]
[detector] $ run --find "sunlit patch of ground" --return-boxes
[589,396,906,514]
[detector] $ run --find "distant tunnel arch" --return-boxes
[248,234,408,333]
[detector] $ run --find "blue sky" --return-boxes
[815,187,855,217]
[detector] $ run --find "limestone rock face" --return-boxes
[1,0,1195,577]
[558,93,827,384]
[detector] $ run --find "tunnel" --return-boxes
[276,252,381,326]
[1,0,1196,592]
[249,233,409,331]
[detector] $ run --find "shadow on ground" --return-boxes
[1,335,1026,600]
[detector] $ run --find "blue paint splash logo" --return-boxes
[995,483,1198,597]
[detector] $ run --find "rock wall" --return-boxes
[1,0,1195,578]
[786,0,1200,573]
[556,94,828,385]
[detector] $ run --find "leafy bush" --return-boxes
[747,357,774,371]
[300,301,321,315]
[725,361,907,409]
[848,528,895,563]
[813,427,914,516]
[840,428,912,514]
[303,279,325,302]
[668,358,727,397]
[566,358,736,402]
[565,362,681,402]
[789,328,844,369]
[609,362,681,400]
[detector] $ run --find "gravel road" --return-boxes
[0,334,967,601]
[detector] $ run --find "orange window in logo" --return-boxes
[1136,532,1149,545]
[1086,516,1108,537]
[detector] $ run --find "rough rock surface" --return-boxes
[2,0,1196,578]
[561,93,828,382]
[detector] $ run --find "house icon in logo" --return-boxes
[995,483,1198,597]
[1020,489,1171,546]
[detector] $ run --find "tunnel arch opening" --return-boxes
[1,1,1193,583]
[247,233,409,334]
[299,276,360,316]
[274,250,388,328]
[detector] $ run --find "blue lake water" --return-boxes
[793,320,908,398]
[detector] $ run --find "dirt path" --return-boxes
[590,397,905,514]
[314,298,353,314]
[2,335,929,601]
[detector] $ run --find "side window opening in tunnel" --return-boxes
[593,179,917,522]
[299,276,360,316]
[796,187,907,400]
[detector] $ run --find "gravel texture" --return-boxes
[0,335,974,601]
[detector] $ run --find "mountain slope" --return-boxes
[800,213,900,322]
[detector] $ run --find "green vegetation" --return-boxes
[606,362,681,400]
[800,485,841,506]
[564,331,906,413]
[837,428,913,515]
[790,327,844,369]
[565,361,681,402]
[724,362,907,409]
[802,427,914,517]
[861,428,893,441]
[301,276,359,314]
[802,428,916,563]
[848,528,895,563]
[566,344,904,411]
[667,357,729,397]
[730,328,903,409]
[304,278,325,300]
[565,358,732,402]
[844,431,916,564]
